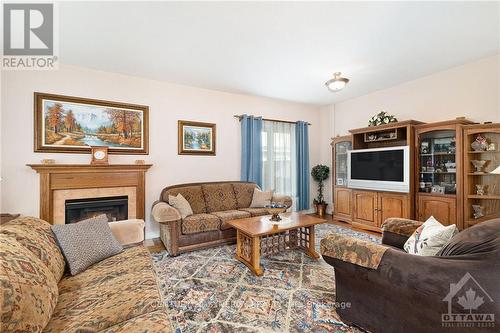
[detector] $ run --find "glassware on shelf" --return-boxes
[471,134,488,152]
[335,141,351,187]
[476,184,488,196]
[471,160,488,173]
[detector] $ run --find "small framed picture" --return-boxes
[178,120,216,155]
[337,178,344,186]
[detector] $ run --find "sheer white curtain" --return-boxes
[261,120,297,209]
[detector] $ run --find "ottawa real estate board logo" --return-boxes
[442,272,495,328]
[2,2,58,70]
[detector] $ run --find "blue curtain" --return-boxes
[295,121,310,210]
[241,115,263,187]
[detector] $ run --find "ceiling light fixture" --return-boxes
[325,72,349,92]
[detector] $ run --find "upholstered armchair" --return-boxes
[320,218,500,333]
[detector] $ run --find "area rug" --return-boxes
[152,223,380,333]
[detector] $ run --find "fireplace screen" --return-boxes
[65,196,128,224]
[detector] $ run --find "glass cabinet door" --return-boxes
[335,141,352,187]
[418,130,456,195]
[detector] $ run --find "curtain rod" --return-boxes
[233,115,311,126]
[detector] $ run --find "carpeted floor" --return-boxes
[152,223,380,333]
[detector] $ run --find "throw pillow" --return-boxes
[51,214,123,275]
[250,188,273,208]
[403,216,458,256]
[168,193,194,219]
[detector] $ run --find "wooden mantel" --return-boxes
[28,164,152,224]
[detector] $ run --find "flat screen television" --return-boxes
[347,146,410,193]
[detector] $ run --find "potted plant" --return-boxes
[311,164,330,217]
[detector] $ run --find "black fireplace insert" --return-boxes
[65,196,128,224]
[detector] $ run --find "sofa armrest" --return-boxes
[272,194,293,209]
[320,233,388,269]
[108,219,145,246]
[152,201,181,223]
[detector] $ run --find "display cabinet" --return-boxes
[463,123,500,228]
[331,135,353,223]
[415,119,472,229]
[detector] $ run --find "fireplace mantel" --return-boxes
[28,164,152,224]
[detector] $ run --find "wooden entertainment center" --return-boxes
[331,118,500,232]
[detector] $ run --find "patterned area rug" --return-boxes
[152,223,380,333]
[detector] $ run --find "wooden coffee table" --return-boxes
[227,212,326,276]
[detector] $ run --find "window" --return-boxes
[261,121,297,207]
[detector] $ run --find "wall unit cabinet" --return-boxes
[352,190,410,231]
[415,119,473,229]
[331,135,353,223]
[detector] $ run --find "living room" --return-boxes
[1,2,499,333]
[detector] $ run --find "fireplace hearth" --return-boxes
[65,196,128,224]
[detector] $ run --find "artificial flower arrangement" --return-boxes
[368,111,398,127]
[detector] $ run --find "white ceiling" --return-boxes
[60,1,500,105]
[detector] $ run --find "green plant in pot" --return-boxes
[311,164,330,217]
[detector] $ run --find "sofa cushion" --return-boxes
[100,310,172,332]
[239,207,269,217]
[202,183,238,212]
[168,193,193,218]
[52,218,123,275]
[58,246,153,294]
[1,216,65,281]
[1,236,59,333]
[162,185,207,214]
[181,213,221,234]
[250,188,273,208]
[437,218,500,256]
[43,269,163,333]
[403,216,458,256]
[232,183,258,208]
[212,210,251,230]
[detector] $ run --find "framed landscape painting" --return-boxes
[34,93,149,154]
[178,120,216,155]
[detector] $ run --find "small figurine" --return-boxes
[487,142,497,151]
[476,184,488,196]
[472,205,485,219]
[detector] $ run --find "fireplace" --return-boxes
[65,196,128,224]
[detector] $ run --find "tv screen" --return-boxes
[350,149,404,182]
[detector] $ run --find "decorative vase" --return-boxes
[471,134,488,152]
[471,160,487,173]
[472,205,485,219]
[316,203,327,217]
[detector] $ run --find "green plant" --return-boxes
[311,164,330,205]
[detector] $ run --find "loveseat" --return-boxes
[0,216,173,333]
[152,181,292,256]
[320,218,500,333]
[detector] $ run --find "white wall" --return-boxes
[0,65,321,239]
[332,54,500,135]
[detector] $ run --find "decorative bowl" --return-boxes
[471,160,487,173]
[265,203,288,222]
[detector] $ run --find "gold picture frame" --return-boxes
[178,120,216,155]
[34,92,149,154]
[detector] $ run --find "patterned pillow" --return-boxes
[250,189,273,208]
[51,215,123,275]
[168,193,194,219]
[404,216,458,256]
[0,236,59,332]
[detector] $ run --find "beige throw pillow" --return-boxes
[168,193,193,219]
[250,189,273,208]
[403,216,458,256]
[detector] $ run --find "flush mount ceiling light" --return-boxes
[325,72,349,92]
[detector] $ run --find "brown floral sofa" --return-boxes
[0,216,173,333]
[152,181,292,256]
